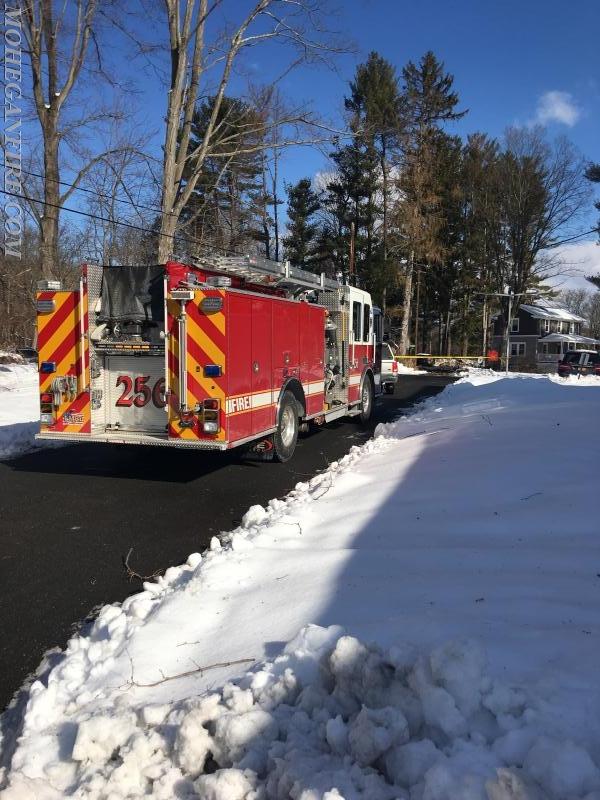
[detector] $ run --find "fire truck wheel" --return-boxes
[273,391,299,462]
[359,375,374,424]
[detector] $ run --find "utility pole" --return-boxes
[505,290,513,376]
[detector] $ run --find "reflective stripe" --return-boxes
[225,390,275,416]
[302,380,325,395]
[37,290,90,434]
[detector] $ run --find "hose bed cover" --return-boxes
[98,264,164,324]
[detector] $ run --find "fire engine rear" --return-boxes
[35,256,383,462]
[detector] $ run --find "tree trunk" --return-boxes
[380,140,388,316]
[273,150,280,261]
[41,122,60,279]
[444,304,452,355]
[413,268,421,355]
[157,213,178,264]
[482,298,489,355]
[399,252,414,355]
[461,294,469,356]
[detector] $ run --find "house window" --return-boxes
[569,322,575,334]
[511,317,520,333]
[542,319,550,333]
[510,342,526,357]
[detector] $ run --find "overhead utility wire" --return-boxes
[545,227,600,247]
[0,163,169,217]
[0,188,200,246]
[3,188,598,253]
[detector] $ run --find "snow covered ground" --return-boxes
[1,370,600,799]
[0,363,40,460]
[396,363,429,375]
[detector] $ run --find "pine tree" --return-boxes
[345,52,402,314]
[458,134,504,354]
[181,96,267,256]
[320,139,381,286]
[402,51,466,133]
[283,179,321,269]
[585,162,600,242]
[395,51,466,354]
[585,162,600,293]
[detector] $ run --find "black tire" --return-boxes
[273,391,299,462]
[359,375,374,424]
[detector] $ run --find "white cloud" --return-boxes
[545,240,600,291]
[535,90,581,127]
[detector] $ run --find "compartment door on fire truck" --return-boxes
[251,298,273,433]
[106,356,167,432]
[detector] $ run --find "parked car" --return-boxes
[381,341,398,393]
[557,349,600,377]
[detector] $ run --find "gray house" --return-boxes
[491,298,600,372]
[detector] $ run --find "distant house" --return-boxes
[490,298,600,372]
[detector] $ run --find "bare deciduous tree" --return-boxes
[23,0,139,278]
[156,0,341,262]
[499,128,591,296]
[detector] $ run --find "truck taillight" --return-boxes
[202,399,220,433]
[392,360,398,373]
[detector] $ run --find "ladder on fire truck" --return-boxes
[192,254,340,294]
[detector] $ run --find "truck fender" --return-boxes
[277,377,306,420]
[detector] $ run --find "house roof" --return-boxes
[520,298,586,323]
[541,333,600,345]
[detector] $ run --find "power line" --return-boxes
[0,162,168,217]
[4,185,598,256]
[546,227,600,248]
[1,188,196,245]
[1,188,258,261]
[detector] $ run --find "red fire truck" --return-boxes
[35,256,383,461]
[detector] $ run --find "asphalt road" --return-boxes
[0,376,453,711]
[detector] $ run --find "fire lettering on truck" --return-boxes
[226,395,251,414]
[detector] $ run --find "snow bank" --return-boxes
[3,626,600,799]
[396,363,428,375]
[0,365,41,459]
[2,371,600,798]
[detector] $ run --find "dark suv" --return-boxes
[557,350,600,377]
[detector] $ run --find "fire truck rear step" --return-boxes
[35,431,228,450]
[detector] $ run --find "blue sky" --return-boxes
[49,0,600,265]
[263,0,599,190]
[116,0,599,188]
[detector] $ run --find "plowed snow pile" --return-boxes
[0,363,40,459]
[1,372,599,799]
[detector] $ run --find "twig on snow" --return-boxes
[520,492,543,501]
[281,521,303,535]
[127,656,255,689]
[123,548,163,582]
